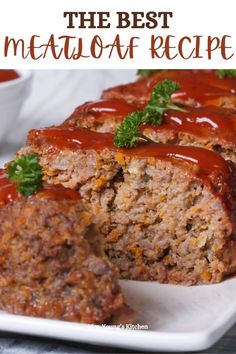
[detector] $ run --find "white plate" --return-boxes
[0,279,236,352]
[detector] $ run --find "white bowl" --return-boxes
[0,70,33,142]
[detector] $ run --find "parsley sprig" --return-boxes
[114,80,186,148]
[7,153,43,196]
[137,69,159,77]
[216,70,236,79]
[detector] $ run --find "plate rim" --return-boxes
[0,304,234,353]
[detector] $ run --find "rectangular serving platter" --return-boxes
[0,278,236,352]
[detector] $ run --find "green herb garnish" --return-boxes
[216,70,236,79]
[114,80,186,148]
[7,153,43,196]
[137,69,159,77]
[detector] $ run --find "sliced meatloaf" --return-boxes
[64,100,236,163]
[65,98,142,133]
[102,70,236,109]
[19,127,236,285]
[0,170,133,323]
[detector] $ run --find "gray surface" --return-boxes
[0,325,235,354]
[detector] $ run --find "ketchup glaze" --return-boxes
[143,106,236,143]
[0,171,18,205]
[0,169,79,206]
[75,99,139,117]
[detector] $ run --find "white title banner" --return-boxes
[0,0,235,68]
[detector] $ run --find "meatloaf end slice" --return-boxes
[19,127,236,285]
[0,171,133,324]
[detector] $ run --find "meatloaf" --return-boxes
[0,170,133,323]
[64,99,236,163]
[102,70,236,109]
[19,127,236,285]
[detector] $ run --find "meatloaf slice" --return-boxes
[0,170,133,323]
[19,127,236,285]
[102,70,236,109]
[65,98,142,133]
[64,100,236,164]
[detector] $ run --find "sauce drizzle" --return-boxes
[0,170,79,206]
[75,99,139,117]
